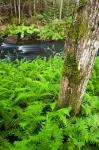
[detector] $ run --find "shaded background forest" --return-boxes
[0,0,75,25]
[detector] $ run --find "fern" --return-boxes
[0,56,99,150]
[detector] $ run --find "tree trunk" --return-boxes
[33,0,36,16]
[58,0,99,115]
[18,0,21,24]
[14,0,17,16]
[59,0,63,19]
[29,0,32,18]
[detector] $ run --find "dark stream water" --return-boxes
[0,40,65,60]
[0,39,98,61]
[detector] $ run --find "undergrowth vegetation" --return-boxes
[0,19,71,40]
[0,56,99,150]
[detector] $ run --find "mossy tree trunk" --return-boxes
[58,0,99,115]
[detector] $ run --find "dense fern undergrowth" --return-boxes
[0,55,99,150]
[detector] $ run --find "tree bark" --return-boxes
[18,0,21,24]
[14,0,17,16]
[58,0,99,115]
[33,0,36,16]
[59,0,63,19]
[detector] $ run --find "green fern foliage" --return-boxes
[0,56,99,150]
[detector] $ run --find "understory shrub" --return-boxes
[0,56,99,150]
[0,19,70,40]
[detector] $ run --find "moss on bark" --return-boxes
[63,55,83,85]
[79,0,87,7]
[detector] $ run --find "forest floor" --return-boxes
[0,55,99,150]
